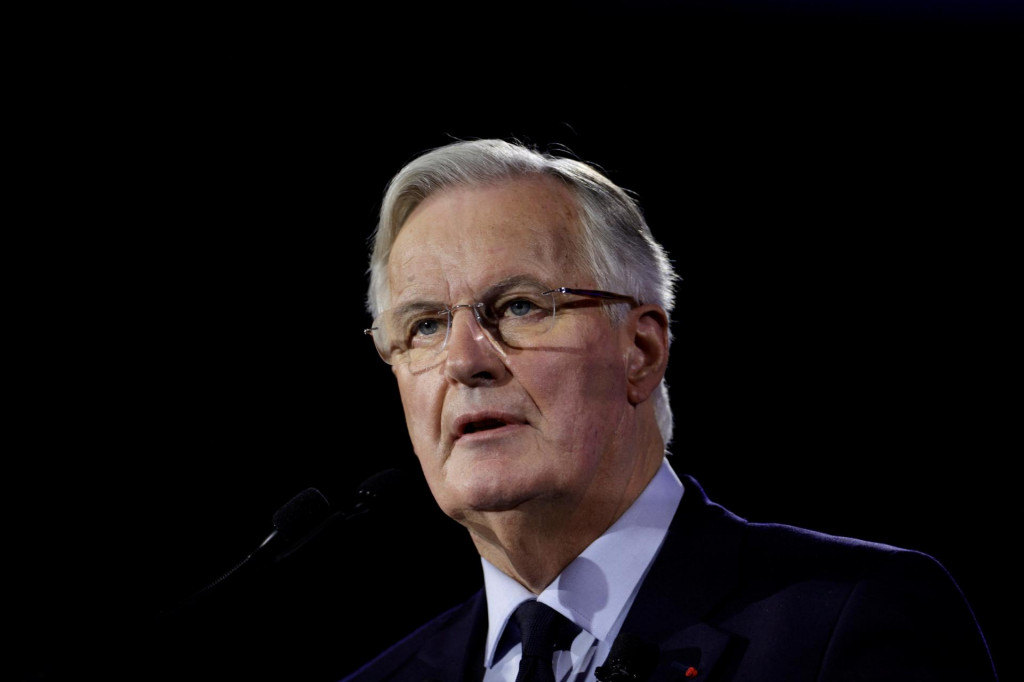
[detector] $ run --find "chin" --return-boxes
[446,465,540,515]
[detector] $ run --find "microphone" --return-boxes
[167,469,407,613]
[342,467,408,521]
[274,467,409,560]
[271,487,332,543]
[172,486,332,610]
[595,632,659,682]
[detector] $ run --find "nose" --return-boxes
[442,303,508,384]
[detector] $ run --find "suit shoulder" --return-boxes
[734,521,994,677]
[678,474,959,586]
[741,517,968,593]
[749,518,911,562]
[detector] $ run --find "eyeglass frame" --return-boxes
[363,286,639,366]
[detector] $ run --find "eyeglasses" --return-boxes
[364,284,637,369]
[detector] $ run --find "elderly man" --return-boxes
[345,138,995,682]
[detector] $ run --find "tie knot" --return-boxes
[513,600,576,657]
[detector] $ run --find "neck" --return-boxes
[466,443,665,594]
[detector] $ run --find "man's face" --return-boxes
[385,175,643,530]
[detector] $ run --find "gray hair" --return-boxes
[366,138,680,447]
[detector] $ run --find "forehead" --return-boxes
[387,175,584,304]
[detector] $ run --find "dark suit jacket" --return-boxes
[341,474,997,681]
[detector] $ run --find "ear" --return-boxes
[625,304,670,405]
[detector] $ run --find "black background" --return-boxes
[9,3,1019,681]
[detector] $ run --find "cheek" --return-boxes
[394,374,463,516]
[396,376,442,456]
[528,346,628,446]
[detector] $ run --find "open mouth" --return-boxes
[463,418,509,434]
[454,412,523,439]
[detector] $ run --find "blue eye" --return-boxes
[414,317,443,336]
[405,313,448,347]
[506,299,536,317]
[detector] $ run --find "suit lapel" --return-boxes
[401,590,487,682]
[618,472,747,681]
[653,622,735,681]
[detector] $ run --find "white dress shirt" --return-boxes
[481,457,684,682]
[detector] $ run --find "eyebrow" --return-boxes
[478,275,551,300]
[390,275,552,316]
[390,299,448,320]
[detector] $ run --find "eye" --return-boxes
[505,298,537,317]
[414,318,442,335]
[494,292,551,321]
[406,313,448,346]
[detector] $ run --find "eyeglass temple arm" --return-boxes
[547,287,638,303]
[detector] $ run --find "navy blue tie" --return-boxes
[513,600,575,682]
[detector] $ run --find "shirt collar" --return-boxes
[481,457,684,667]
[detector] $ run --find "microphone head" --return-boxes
[339,468,413,523]
[271,487,331,542]
[356,468,407,505]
